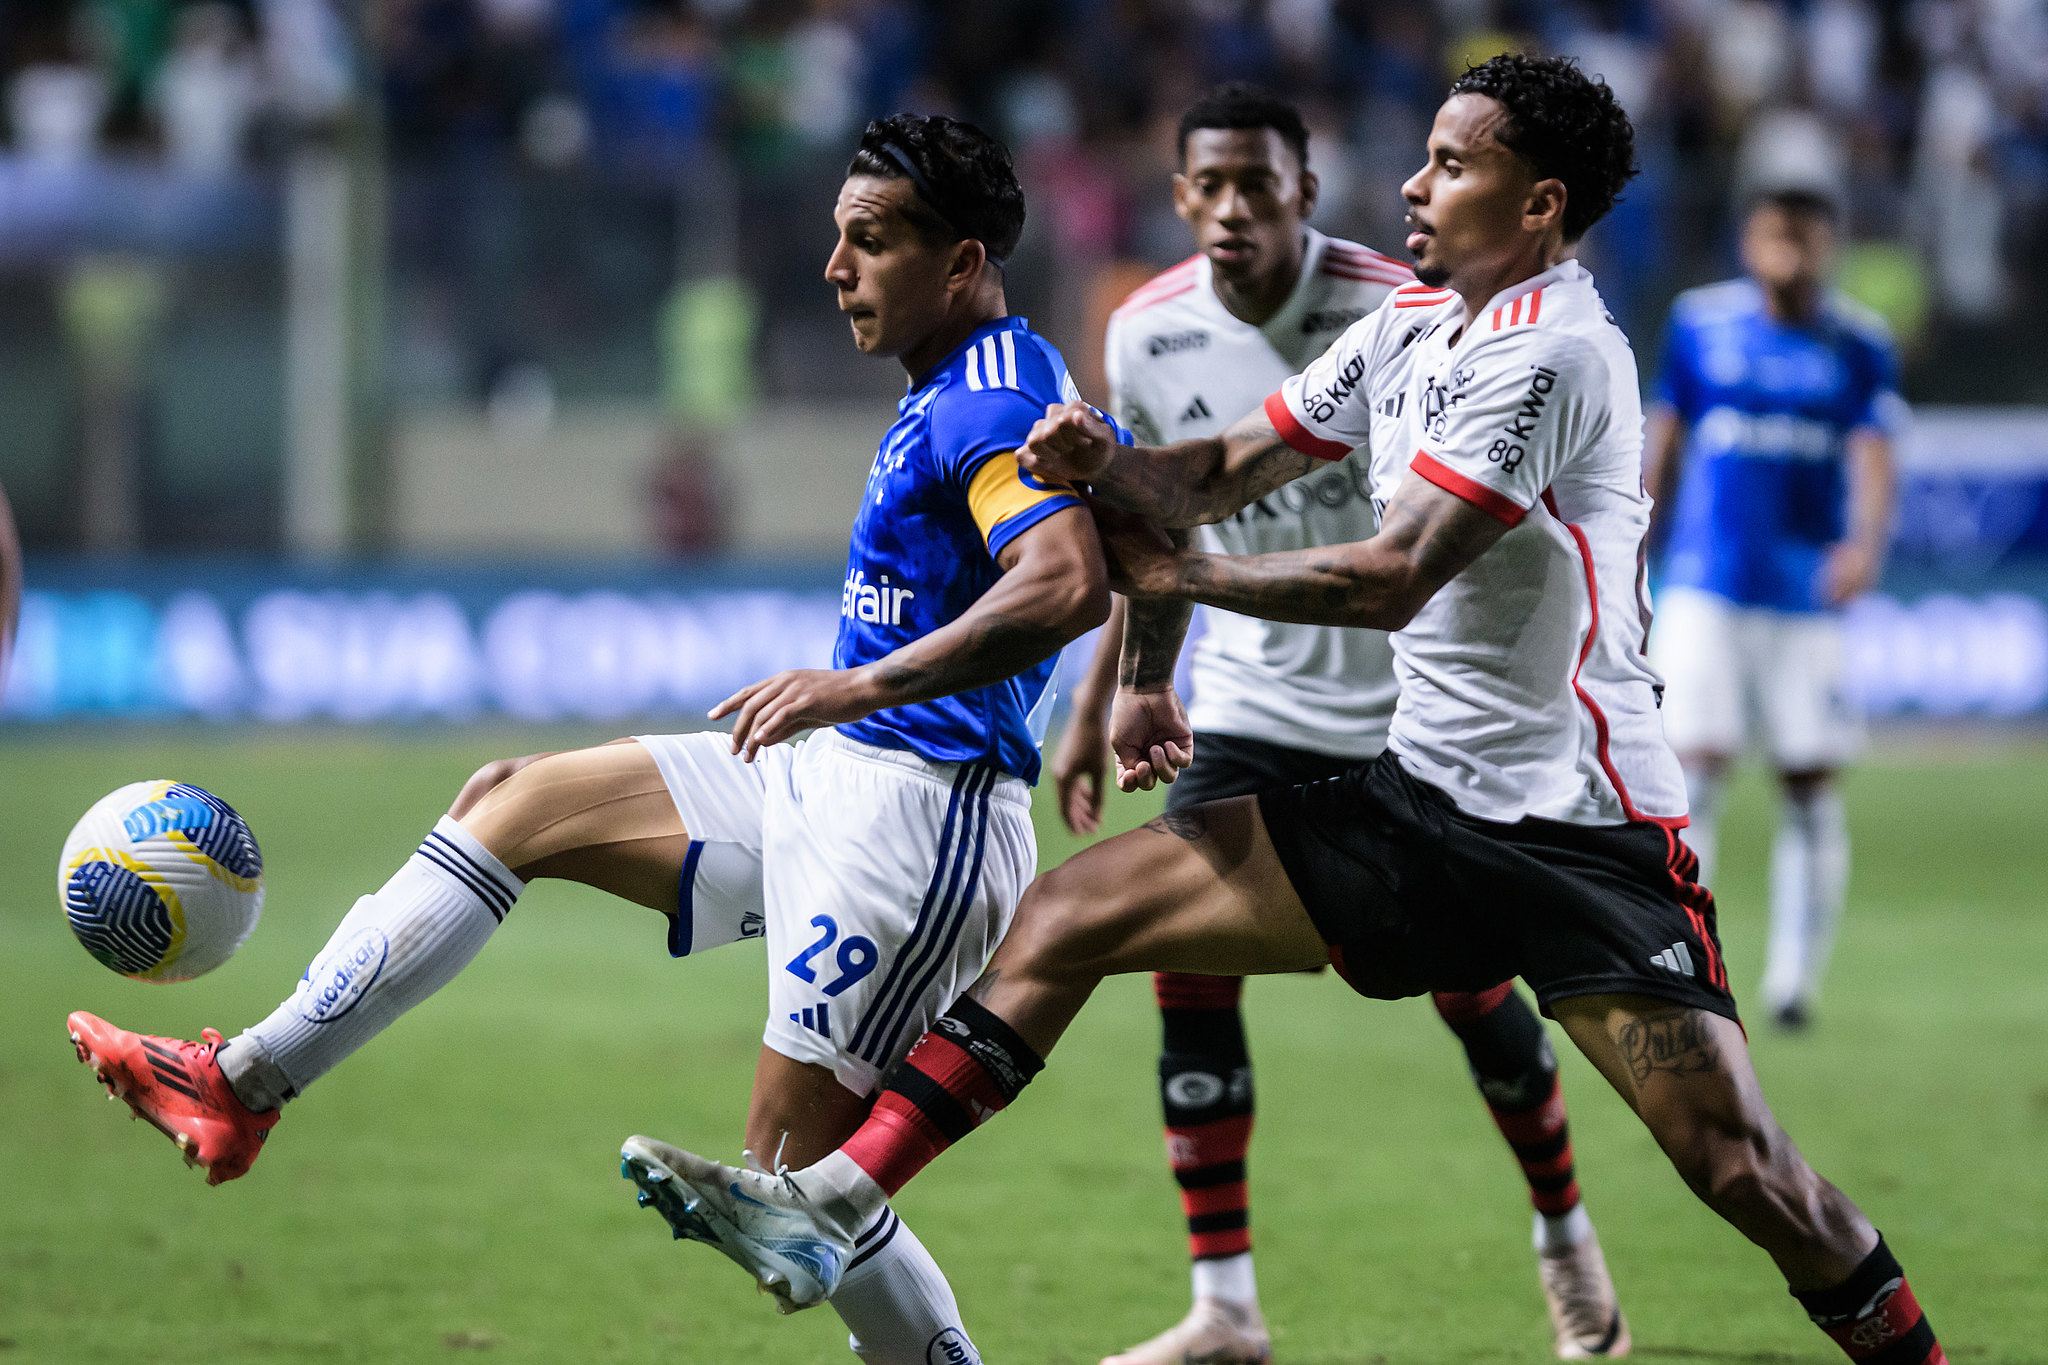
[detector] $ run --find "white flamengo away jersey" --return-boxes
[1106,229,1412,758]
[1269,259,1686,827]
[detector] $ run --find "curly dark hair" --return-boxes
[1448,53,1637,243]
[847,113,1026,265]
[1177,82,1310,170]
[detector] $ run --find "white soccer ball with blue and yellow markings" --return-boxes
[59,780,265,982]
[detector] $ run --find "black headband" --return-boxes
[878,140,1006,268]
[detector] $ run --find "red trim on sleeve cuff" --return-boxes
[1409,450,1529,526]
[1263,392,1352,462]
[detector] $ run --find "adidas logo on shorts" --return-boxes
[789,1004,832,1039]
[1649,942,1697,977]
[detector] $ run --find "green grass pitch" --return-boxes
[3,728,2044,1363]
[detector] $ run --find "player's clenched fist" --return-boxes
[1020,400,1118,484]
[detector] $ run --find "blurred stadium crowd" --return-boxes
[0,0,2041,534]
[3,1,2048,726]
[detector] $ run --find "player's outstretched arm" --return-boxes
[713,505,1109,759]
[1020,401,1315,528]
[1104,468,1509,632]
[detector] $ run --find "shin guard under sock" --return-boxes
[1794,1236,1946,1365]
[1434,984,1581,1217]
[1155,972,1253,1262]
[842,996,1045,1196]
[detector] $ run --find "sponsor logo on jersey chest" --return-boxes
[1147,329,1210,356]
[842,568,916,626]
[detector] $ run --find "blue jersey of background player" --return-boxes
[1643,186,1902,1032]
[1650,217,1906,613]
[833,316,1126,782]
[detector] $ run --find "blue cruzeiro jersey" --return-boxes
[1656,279,1906,612]
[834,316,1121,783]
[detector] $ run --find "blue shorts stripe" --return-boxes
[848,764,978,1060]
[669,840,706,958]
[867,769,997,1065]
[859,764,996,1066]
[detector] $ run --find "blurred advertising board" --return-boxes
[7,560,2047,726]
[6,407,2048,725]
[3,560,843,724]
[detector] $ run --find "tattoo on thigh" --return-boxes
[1143,808,1208,842]
[1617,1008,1721,1085]
[965,970,1001,1003]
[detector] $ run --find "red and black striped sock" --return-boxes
[1434,984,1581,1218]
[1154,972,1253,1262]
[841,995,1044,1196]
[1794,1237,1946,1365]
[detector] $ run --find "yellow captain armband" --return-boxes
[966,453,1078,553]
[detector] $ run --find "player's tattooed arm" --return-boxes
[1019,401,1316,528]
[712,506,1109,759]
[1616,1007,1723,1086]
[1115,469,1511,631]
[1117,529,1194,691]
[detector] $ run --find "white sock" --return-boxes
[802,1149,891,1238]
[1680,764,1724,888]
[833,1207,981,1364]
[1762,786,1848,1011]
[1191,1251,1258,1307]
[1534,1203,1594,1254]
[219,817,524,1106]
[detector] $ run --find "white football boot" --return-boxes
[1100,1298,1273,1365]
[1537,1219,1630,1358]
[620,1134,856,1314]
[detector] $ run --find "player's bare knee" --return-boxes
[456,752,568,868]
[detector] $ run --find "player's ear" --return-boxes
[1297,167,1320,221]
[947,236,989,293]
[1525,177,1567,239]
[1171,171,1195,225]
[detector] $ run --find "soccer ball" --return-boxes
[59,781,265,982]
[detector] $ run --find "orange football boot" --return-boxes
[67,1011,279,1185]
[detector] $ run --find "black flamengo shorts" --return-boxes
[1256,751,1739,1022]
[1165,732,1367,811]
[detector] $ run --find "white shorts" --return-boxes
[1649,586,1864,770]
[632,729,1035,1096]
